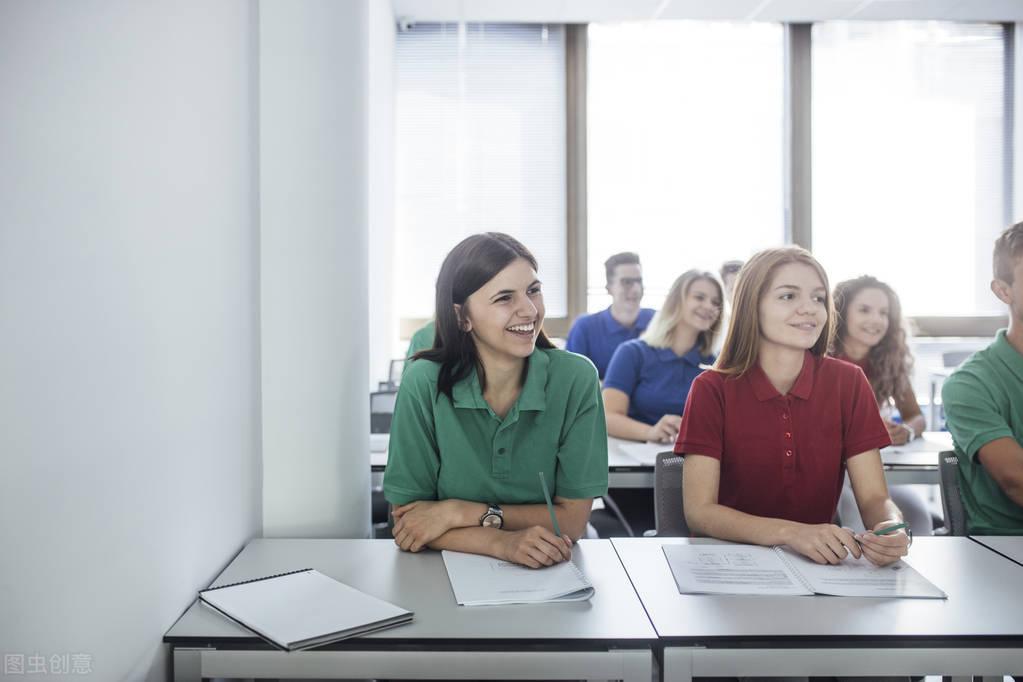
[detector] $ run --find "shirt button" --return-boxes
[782,413,789,420]
[785,432,792,439]
[785,450,793,457]
[498,448,506,454]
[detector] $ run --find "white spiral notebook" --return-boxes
[442,550,595,606]
[663,544,946,599]
[199,568,414,650]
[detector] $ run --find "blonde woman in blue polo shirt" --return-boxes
[384,233,609,568]
[602,270,723,444]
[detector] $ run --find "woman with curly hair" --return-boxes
[832,275,932,534]
[832,276,926,444]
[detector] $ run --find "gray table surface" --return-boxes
[611,536,1023,641]
[970,535,1023,567]
[165,538,656,645]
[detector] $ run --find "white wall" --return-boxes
[260,0,372,538]
[368,0,399,390]
[0,1,261,680]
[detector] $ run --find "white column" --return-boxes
[260,0,371,537]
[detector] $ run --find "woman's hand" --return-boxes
[646,414,682,444]
[855,520,910,566]
[392,500,464,552]
[782,523,863,564]
[885,420,913,446]
[492,525,573,568]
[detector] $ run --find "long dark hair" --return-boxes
[414,232,554,400]
[832,275,913,405]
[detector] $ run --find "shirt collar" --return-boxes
[653,343,707,367]
[992,329,1023,383]
[450,350,549,412]
[600,306,647,335]
[746,350,816,401]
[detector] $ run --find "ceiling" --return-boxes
[391,0,1023,23]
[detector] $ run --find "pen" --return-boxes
[873,522,909,536]
[538,471,562,538]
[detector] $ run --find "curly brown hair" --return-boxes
[832,275,913,406]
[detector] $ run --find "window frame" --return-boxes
[399,20,1018,341]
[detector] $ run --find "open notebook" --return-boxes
[442,551,594,606]
[663,544,946,599]
[199,568,413,650]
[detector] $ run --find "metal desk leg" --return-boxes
[663,647,696,682]
[172,647,210,682]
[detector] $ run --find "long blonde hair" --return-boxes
[641,270,723,356]
[715,247,835,377]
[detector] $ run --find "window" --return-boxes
[395,23,567,320]
[812,22,1005,316]
[586,22,785,312]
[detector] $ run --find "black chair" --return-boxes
[938,450,968,536]
[370,391,398,434]
[652,451,690,537]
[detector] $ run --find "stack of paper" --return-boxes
[442,551,594,606]
[663,544,946,599]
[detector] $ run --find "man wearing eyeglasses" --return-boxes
[566,252,655,380]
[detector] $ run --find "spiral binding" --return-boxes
[200,567,313,593]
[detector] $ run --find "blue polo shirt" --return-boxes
[565,307,655,379]
[603,339,713,426]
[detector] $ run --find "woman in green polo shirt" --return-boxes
[383,233,609,568]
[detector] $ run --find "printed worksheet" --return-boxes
[662,544,811,595]
[777,547,947,599]
[618,440,671,466]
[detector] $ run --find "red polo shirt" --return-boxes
[675,351,890,525]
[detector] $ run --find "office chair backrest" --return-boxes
[941,350,971,369]
[654,451,690,537]
[938,450,968,536]
[370,390,398,434]
[388,358,405,386]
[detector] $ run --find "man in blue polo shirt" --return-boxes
[565,252,655,379]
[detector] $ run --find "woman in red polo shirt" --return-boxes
[676,247,911,566]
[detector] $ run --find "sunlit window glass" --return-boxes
[813,22,1005,316]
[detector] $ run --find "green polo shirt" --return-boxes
[942,329,1023,535]
[405,321,436,359]
[383,347,609,507]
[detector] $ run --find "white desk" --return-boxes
[164,538,655,681]
[971,535,1023,567]
[611,536,1023,681]
[879,430,952,485]
[371,433,948,489]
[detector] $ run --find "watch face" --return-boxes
[481,513,503,529]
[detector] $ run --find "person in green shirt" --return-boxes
[405,320,435,359]
[384,232,609,568]
[942,221,1023,535]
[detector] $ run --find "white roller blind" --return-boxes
[395,23,567,318]
[812,22,1005,316]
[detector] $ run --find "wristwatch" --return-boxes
[479,504,503,529]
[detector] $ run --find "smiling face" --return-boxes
[678,278,722,334]
[458,257,545,367]
[843,287,891,353]
[607,263,644,310]
[758,262,828,354]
